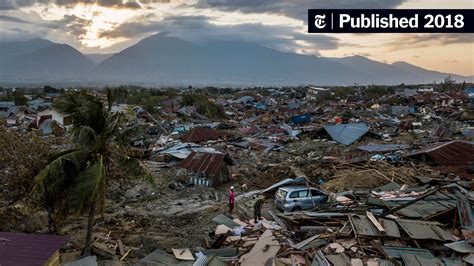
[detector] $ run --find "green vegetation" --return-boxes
[126,87,177,113]
[12,89,28,106]
[182,93,225,119]
[363,85,395,100]
[0,126,50,204]
[32,92,152,257]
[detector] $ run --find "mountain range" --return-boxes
[0,34,471,86]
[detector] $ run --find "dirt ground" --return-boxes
[1,131,442,264]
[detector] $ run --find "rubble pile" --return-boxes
[131,178,473,265]
[1,85,473,265]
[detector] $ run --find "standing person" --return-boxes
[228,186,235,214]
[254,196,266,223]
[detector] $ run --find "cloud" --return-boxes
[386,33,474,50]
[52,14,92,38]
[0,1,17,10]
[195,0,408,20]
[98,15,341,55]
[0,0,146,10]
[0,15,31,23]
[343,52,371,57]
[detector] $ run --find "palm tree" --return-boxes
[32,91,151,257]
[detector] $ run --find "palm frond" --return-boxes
[71,125,98,147]
[67,155,106,214]
[32,148,90,201]
[116,155,154,185]
[54,92,107,135]
[113,123,146,148]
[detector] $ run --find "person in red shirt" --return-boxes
[228,186,235,214]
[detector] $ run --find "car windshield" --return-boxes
[289,190,308,198]
[311,189,324,196]
[276,189,287,198]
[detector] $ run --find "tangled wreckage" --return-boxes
[1,85,473,265]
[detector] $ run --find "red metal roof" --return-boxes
[181,127,224,143]
[177,152,227,177]
[239,126,261,135]
[409,141,474,166]
[408,141,474,178]
[0,232,69,265]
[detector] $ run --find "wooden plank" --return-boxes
[120,249,131,261]
[239,230,281,266]
[117,239,125,256]
[366,211,385,232]
[45,250,60,266]
[172,248,194,261]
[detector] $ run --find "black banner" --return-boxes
[308,9,474,33]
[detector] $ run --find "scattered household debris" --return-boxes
[2,85,473,265]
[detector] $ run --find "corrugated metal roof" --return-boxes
[349,214,400,238]
[177,152,228,177]
[139,248,192,265]
[408,141,474,178]
[239,126,261,135]
[442,257,466,266]
[394,199,456,219]
[401,253,443,266]
[396,219,456,241]
[193,254,227,266]
[211,214,240,228]
[382,246,434,259]
[357,144,410,153]
[312,250,330,266]
[444,241,474,253]
[325,253,351,266]
[181,127,224,143]
[324,123,369,145]
[0,232,69,265]
[408,141,474,166]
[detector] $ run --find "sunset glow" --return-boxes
[1,0,472,75]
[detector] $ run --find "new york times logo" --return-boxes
[308,9,473,33]
[314,14,326,29]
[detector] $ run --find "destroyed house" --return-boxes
[345,144,410,162]
[463,88,474,106]
[177,152,233,187]
[433,93,454,107]
[306,86,330,101]
[161,98,182,113]
[323,123,369,146]
[408,141,474,178]
[181,127,224,143]
[0,232,69,266]
[291,114,311,124]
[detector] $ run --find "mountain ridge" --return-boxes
[0,35,470,86]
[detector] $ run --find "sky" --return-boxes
[0,0,473,76]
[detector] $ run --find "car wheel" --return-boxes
[292,206,302,212]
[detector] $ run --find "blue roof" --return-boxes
[0,106,19,118]
[39,119,53,135]
[357,144,410,152]
[0,101,15,108]
[462,128,474,137]
[234,96,254,104]
[255,102,266,110]
[464,87,474,94]
[324,123,369,145]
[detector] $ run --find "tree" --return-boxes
[0,126,49,204]
[32,92,152,257]
[104,87,114,111]
[12,88,28,106]
[441,75,456,92]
